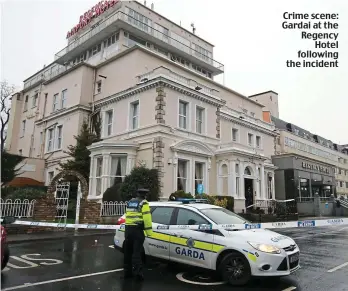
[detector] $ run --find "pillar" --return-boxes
[230,160,236,197]
[261,165,266,199]
[88,156,95,197]
[271,173,275,200]
[239,161,245,199]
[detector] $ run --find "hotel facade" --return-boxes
[6,0,280,212]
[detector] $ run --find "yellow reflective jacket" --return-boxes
[125,198,153,236]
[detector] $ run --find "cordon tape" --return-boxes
[5,217,348,231]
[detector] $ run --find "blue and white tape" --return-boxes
[10,218,348,230]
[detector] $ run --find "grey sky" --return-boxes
[1,0,347,143]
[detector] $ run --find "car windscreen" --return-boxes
[200,208,250,225]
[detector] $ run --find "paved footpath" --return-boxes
[1,225,348,291]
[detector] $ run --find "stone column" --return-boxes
[230,160,236,197]
[255,165,260,199]
[239,161,245,199]
[153,137,165,197]
[261,165,266,199]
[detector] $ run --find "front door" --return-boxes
[169,208,214,269]
[145,206,175,260]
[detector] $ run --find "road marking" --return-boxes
[1,268,124,290]
[327,262,348,273]
[176,272,226,285]
[282,287,296,291]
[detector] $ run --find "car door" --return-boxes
[169,208,215,269]
[145,206,175,260]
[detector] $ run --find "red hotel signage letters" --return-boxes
[66,0,119,39]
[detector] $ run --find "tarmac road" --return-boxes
[1,225,348,291]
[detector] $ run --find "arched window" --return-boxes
[244,167,252,176]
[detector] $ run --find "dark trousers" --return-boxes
[124,226,145,276]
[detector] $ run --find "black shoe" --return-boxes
[135,274,144,281]
[122,272,133,279]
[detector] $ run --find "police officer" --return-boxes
[123,187,153,281]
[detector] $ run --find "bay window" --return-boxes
[95,157,103,196]
[177,159,188,192]
[110,156,127,186]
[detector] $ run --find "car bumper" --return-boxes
[113,235,123,252]
[247,247,300,277]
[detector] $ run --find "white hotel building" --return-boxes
[6,0,278,212]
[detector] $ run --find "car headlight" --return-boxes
[248,242,281,254]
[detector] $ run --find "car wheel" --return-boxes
[1,244,9,270]
[218,252,251,286]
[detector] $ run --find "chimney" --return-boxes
[144,0,146,5]
[151,3,154,10]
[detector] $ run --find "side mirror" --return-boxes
[1,216,16,225]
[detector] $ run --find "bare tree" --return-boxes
[1,81,16,152]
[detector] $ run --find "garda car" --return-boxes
[113,199,300,286]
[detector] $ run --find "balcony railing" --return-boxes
[221,106,276,132]
[137,66,219,97]
[24,74,46,90]
[55,11,224,71]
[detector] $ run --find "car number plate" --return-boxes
[289,252,299,263]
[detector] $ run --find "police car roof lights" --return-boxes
[175,198,209,204]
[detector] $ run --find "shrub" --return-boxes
[5,188,46,201]
[214,198,228,208]
[102,183,123,202]
[120,166,159,201]
[169,190,194,201]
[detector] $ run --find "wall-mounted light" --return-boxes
[195,86,202,91]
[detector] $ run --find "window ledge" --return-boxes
[45,148,62,154]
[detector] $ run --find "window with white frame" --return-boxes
[248,133,254,146]
[61,89,67,109]
[179,100,188,129]
[256,136,261,148]
[53,94,59,112]
[110,156,127,186]
[90,43,102,56]
[103,33,119,48]
[95,157,103,196]
[21,120,26,137]
[130,101,139,129]
[220,164,228,196]
[105,110,113,136]
[24,95,29,111]
[194,162,204,194]
[127,8,152,33]
[195,107,204,134]
[232,128,239,142]
[177,159,188,192]
[154,23,169,41]
[32,93,38,108]
[56,125,63,149]
[96,81,102,94]
[47,128,54,151]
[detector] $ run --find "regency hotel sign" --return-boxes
[66,0,119,39]
[301,162,330,174]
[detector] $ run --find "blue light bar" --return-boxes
[175,198,209,204]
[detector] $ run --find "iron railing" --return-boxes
[0,199,36,218]
[100,201,127,217]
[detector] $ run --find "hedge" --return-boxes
[168,191,234,212]
[2,186,48,200]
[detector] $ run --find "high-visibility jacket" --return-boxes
[125,198,153,236]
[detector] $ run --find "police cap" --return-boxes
[137,187,149,194]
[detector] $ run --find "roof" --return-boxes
[149,201,221,210]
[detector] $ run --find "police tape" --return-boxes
[10,217,348,231]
